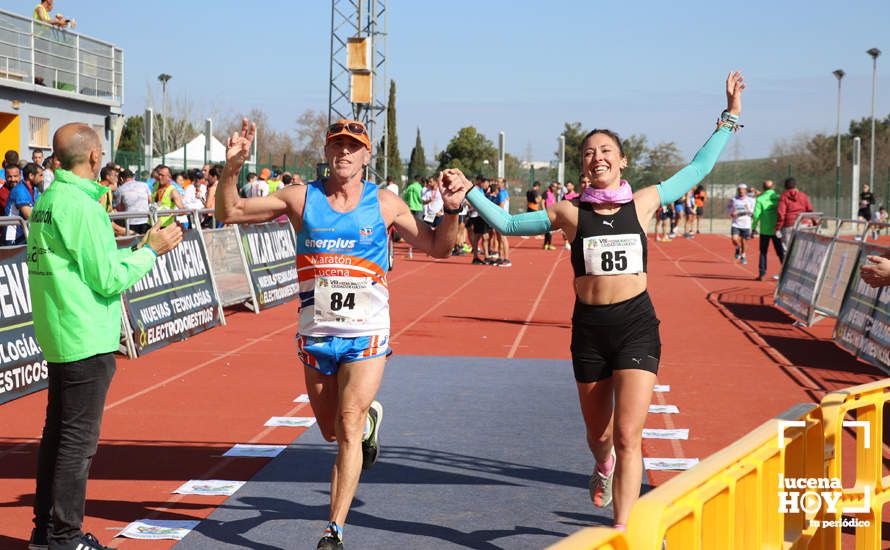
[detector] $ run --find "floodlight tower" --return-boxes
[328,0,388,180]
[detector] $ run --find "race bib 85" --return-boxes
[582,234,644,276]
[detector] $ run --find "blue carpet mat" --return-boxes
[176,355,642,549]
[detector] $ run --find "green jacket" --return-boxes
[402,181,423,212]
[28,169,157,363]
[752,188,779,236]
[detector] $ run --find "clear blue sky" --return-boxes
[42,0,890,162]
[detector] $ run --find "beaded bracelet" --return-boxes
[718,110,743,132]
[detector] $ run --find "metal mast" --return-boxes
[328,0,388,181]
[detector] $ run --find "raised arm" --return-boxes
[465,186,554,236]
[215,118,289,224]
[633,72,745,220]
[390,169,472,257]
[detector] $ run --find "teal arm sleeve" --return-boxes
[465,187,552,236]
[656,125,733,206]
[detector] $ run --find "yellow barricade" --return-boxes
[624,402,823,550]
[818,379,890,550]
[548,527,629,550]
[546,379,889,549]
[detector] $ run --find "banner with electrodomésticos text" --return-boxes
[122,228,221,356]
[240,221,298,310]
[0,246,46,405]
[833,243,890,368]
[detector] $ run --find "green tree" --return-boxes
[436,126,497,176]
[375,80,402,182]
[118,115,144,152]
[620,134,648,183]
[408,127,428,179]
[557,122,586,182]
[640,141,683,186]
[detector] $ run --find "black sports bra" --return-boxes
[570,201,648,277]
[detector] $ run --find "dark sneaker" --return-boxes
[317,535,344,550]
[471,257,485,265]
[362,400,383,470]
[28,526,48,550]
[59,533,110,550]
[497,259,512,267]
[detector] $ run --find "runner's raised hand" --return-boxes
[226,118,256,167]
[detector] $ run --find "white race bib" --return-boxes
[314,276,371,325]
[582,234,644,275]
[423,211,436,223]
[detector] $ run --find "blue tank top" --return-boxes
[296,179,390,336]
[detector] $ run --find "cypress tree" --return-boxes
[384,80,402,182]
[408,127,427,179]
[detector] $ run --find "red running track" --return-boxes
[0,233,885,548]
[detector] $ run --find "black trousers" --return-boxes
[33,353,116,546]
[758,234,785,277]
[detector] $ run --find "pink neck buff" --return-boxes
[580,179,633,205]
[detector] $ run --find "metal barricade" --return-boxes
[108,211,152,235]
[862,220,890,246]
[814,219,869,318]
[197,209,256,311]
[775,214,833,325]
[0,216,28,246]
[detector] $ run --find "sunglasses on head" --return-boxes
[327,122,367,136]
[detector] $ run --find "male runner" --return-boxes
[728,183,755,264]
[215,118,471,550]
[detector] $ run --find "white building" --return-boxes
[0,9,123,162]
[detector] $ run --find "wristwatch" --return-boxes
[443,206,462,215]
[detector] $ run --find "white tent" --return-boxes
[161,133,226,169]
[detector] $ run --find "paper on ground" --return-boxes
[173,480,246,496]
[653,385,670,392]
[649,405,679,414]
[265,416,317,428]
[223,444,287,458]
[118,520,200,540]
[293,394,310,402]
[642,428,689,440]
[644,458,699,471]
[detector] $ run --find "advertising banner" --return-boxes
[834,244,890,370]
[240,221,298,310]
[775,232,831,325]
[122,228,221,355]
[0,246,46,404]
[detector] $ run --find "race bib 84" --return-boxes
[314,276,371,324]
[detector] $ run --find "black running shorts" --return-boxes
[570,291,661,383]
[471,217,490,234]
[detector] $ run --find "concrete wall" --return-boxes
[0,87,117,161]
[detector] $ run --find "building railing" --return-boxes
[0,9,122,104]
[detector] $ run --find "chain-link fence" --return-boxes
[494,159,890,231]
[113,143,316,187]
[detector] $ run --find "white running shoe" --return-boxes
[589,448,617,507]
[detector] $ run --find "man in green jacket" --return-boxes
[402,176,424,222]
[27,123,182,550]
[751,179,785,281]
